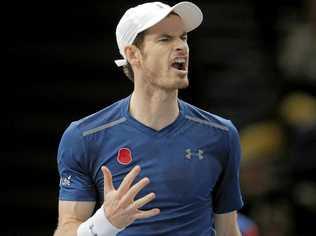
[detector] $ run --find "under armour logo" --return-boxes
[89,223,98,236]
[60,175,72,187]
[185,149,204,160]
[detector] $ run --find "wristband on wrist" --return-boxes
[77,207,124,236]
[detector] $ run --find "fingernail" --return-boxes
[101,166,108,173]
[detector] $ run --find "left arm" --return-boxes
[214,211,241,236]
[213,122,244,236]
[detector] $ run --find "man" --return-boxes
[54,2,243,236]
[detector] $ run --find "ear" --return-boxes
[124,45,141,66]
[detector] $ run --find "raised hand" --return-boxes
[101,165,160,229]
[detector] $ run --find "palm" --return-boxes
[101,166,160,229]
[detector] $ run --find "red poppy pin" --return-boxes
[117,148,133,165]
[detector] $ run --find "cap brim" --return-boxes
[172,1,203,32]
[138,1,203,34]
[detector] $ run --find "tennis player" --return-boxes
[54,2,243,235]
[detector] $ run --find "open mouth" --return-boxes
[171,58,187,71]
[171,62,186,71]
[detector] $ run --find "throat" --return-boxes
[129,92,180,131]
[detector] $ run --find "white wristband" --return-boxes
[77,207,124,236]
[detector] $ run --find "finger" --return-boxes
[134,208,160,220]
[102,166,115,193]
[119,177,150,208]
[133,192,156,209]
[117,165,141,197]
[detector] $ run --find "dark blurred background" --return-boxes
[7,0,316,235]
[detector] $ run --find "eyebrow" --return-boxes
[158,32,188,38]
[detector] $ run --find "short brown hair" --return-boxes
[122,31,146,82]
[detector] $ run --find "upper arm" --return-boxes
[214,211,241,236]
[57,200,96,227]
[58,124,97,201]
[213,122,243,213]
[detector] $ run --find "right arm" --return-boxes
[54,165,160,236]
[54,201,95,236]
[56,125,159,235]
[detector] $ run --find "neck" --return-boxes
[129,86,179,131]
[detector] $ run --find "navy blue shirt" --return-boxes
[57,95,243,235]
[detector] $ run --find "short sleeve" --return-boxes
[213,121,244,213]
[57,122,96,201]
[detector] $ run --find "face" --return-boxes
[136,14,189,90]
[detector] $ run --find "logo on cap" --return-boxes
[117,148,133,165]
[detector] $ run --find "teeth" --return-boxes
[174,58,186,63]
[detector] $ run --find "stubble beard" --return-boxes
[175,76,189,90]
[141,57,189,91]
[147,73,189,91]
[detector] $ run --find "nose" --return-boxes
[175,38,188,55]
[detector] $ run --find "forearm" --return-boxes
[54,221,81,236]
[214,211,241,236]
[215,221,242,236]
[216,230,241,236]
[216,227,241,236]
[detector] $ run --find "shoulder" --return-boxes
[64,97,128,138]
[180,100,237,134]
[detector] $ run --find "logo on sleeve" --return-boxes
[60,175,72,187]
[117,148,133,165]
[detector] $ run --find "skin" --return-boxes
[125,14,190,131]
[54,13,241,236]
[54,166,159,235]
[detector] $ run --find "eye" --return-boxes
[181,35,188,41]
[159,37,170,42]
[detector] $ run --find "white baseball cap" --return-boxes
[115,1,203,67]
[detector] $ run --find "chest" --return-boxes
[92,134,227,204]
